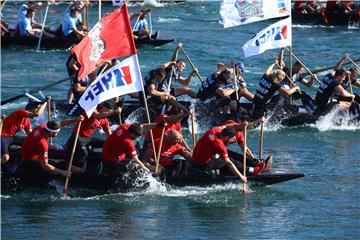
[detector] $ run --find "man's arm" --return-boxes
[171,44,181,61]
[278,48,286,69]
[60,115,84,127]
[178,69,198,85]
[91,109,120,119]
[131,156,150,172]
[26,101,47,118]
[148,84,168,97]
[334,53,349,69]
[224,157,246,183]
[40,159,70,178]
[278,86,300,97]
[335,85,355,98]
[215,87,235,98]
[265,60,278,75]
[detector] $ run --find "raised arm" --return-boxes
[278,48,286,69]
[265,60,278,75]
[334,53,349,69]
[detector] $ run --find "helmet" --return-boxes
[234,61,246,71]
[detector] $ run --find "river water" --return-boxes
[1,1,360,240]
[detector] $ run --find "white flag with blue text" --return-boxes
[78,55,143,117]
[242,17,292,57]
[220,0,291,28]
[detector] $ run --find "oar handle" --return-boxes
[259,120,264,161]
[347,56,360,71]
[47,97,53,144]
[155,127,166,174]
[63,120,82,197]
[286,48,321,84]
[242,124,247,194]
[180,47,204,82]
[276,63,302,94]
[191,108,196,149]
[1,77,68,105]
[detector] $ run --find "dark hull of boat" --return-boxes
[1,34,175,49]
[1,143,304,192]
[292,9,359,26]
[50,98,359,128]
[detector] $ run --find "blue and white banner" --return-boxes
[78,55,143,117]
[242,17,292,57]
[220,0,291,28]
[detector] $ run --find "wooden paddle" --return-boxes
[301,58,360,77]
[347,56,360,71]
[286,48,321,84]
[242,123,247,194]
[179,46,204,82]
[1,77,69,105]
[190,108,196,149]
[276,63,302,94]
[47,96,53,144]
[63,120,82,198]
[155,126,166,174]
[36,2,50,50]
[259,118,264,161]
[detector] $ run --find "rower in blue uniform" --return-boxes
[251,59,300,120]
[314,68,356,115]
[60,8,86,41]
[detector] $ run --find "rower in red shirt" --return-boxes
[191,122,269,182]
[18,117,82,178]
[103,123,155,173]
[65,101,119,173]
[1,100,47,164]
[143,107,190,152]
[222,119,272,167]
[144,130,192,174]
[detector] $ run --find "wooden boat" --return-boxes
[292,9,359,26]
[1,31,175,49]
[1,138,304,192]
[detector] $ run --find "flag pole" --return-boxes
[98,0,101,20]
[134,54,158,165]
[289,46,293,104]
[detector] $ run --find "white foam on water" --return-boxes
[142,0,165,7]
[157,17,182,23]
[124,107,146,124]
[1,195,11,199]
[311,105,360,131]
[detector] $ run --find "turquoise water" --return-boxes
[1,2,360,239]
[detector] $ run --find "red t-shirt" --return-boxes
[73,114,110,138]
[147,138,186,167]
[223,120,244,146]
[1,110,31,136]
[102,124,138,165]
[145,114,182,141]
[326,1,336,8]
[192,126,228,165]
[21,123,48,161]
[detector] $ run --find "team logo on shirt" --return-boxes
[44,151,48,158]
[208,134,215,141]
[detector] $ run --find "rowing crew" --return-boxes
[1,101,273,183]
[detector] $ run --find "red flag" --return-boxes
[72,5,136,80]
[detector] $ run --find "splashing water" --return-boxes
[157,17,182,23]
[313,105,360,131]
[124,107,146,124]
[142,0,164,7]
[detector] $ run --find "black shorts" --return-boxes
[1,136,14,155]
[251,103,266,120]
